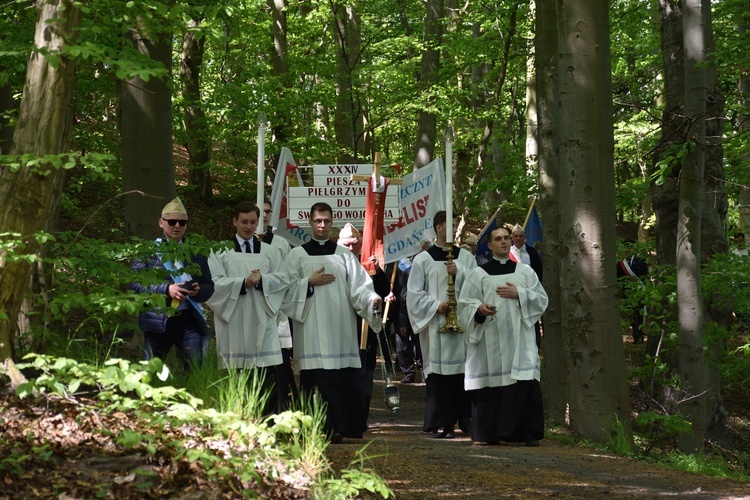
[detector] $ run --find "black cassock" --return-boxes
[469,259,544,445]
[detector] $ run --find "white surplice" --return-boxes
[457,263,548,390]
[206,242,286,369]
[265,233,294,349]
[283,243,381,372]
[406,246,477,377]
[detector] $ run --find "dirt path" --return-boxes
[325,376,750,499]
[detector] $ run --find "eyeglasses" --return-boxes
[162,218,188,227]
[312,219,332,226]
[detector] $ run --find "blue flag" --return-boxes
[476,206,503,263]
[524,204,543,256]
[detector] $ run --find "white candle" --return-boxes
[444,126,454,243]
[256,112,267,210]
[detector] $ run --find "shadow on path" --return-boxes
[325,370,750,499]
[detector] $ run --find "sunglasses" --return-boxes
[162,218,188,227]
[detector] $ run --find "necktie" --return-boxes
[244,240,252,253]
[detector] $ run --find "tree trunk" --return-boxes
[181,22,213,201]
[652,0,684,266]
[557,0,631,443]
[676,0,708,454]
[0,0,82,361]
[701,0,729,446]
[535,0,566,425]
[413,0,442,169]
[331,1,364,163]
[120,29,175,239]
[268,0,289,149]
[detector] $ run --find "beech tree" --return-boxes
[675,0,709,454]
[556,0,631,443]
[120,15,176,239]
[0,0,82,360]
[535,0,566,424]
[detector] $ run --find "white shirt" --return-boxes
[510,245,530,266]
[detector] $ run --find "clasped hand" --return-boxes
[245,269,261,287]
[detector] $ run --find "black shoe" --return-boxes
[439,426,455,439]
[525,433,539,447]
[458,417,471,434]
[330,432,344,444]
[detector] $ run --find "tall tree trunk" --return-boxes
[701,0,729,446]
[652,0,684,266]
[181,21,213,201]
[535,0,566,425]
[676,0,708,454]
[331,1,364,163]
[268,0,289,163]
[0,0,82,361]
[120,30,175,239]
[413,0,442,169]
[557,0,631,443]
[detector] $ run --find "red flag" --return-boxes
[361,175,389,275]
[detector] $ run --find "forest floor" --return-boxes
[1,364,748,499]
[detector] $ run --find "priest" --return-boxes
[283,202,382,443]
[457,225,548,446]
[206,201,287,415]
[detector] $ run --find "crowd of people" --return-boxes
[130,197,550,447]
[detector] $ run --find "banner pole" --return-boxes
[522,196,538,229]
[479,203,505,236]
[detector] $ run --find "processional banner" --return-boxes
[383,158,446,264]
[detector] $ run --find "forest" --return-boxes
[2,0,750,497]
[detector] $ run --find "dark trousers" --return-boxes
[395,331,423,381]
[143,312,204,372]
[300,367,364,438]
[275,348,298,411]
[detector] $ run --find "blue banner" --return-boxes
[524,205,543,256]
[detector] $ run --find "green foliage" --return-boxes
[7,354,385,494]
[651,140,697,186]
[0,443,54,476]
[634,411,692,457]
[606,414,634,456]
[313,442,394,499]
[16,355,181,408]
[659,450,750,482]
[4,230,228,363]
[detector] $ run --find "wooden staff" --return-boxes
[381,263,398,325]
